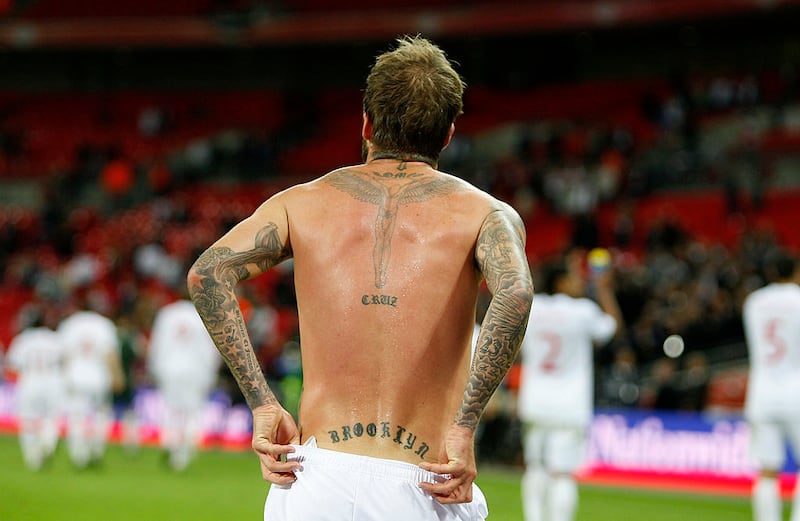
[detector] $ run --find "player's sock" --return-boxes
[170,444,191,472]
[122,410,140,454]
[69,438,91,469]
[521,466,548,521]
[68,414,91,468]
[42,419,59,457]
[548,475,578,521]
[753,476,781,521]
[789,473,800,521]
[20,431,43,471]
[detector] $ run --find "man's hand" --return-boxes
[418,425,477,504]
[251,403,302,485]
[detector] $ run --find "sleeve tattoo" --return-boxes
[187,222,292,410]
[458,209,533,430]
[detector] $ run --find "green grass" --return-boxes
[0,435,265,521]
[477,467,765,520]
[0,434,777,520]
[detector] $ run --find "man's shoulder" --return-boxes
[288,166,498,208]
[532,293,596,314]
[159,299,195,314]
[59,311,102,329]
[746,283,800,306]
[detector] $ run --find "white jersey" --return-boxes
[743,282,800,422]
[58,311,119,395]
[148,300,221,391]
[7,327,66,389]
[518,293,617,427]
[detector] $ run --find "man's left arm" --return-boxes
[187,199,301,485]
[419,204,533,503]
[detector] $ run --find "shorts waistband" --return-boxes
[287,437,448,485]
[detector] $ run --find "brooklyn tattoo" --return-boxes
[326,420,431,459]
[458,209,533,430]
[324,169,462,289]
[188,222,292,409]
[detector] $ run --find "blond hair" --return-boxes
[364,35,466,163]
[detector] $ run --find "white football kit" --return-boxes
[743,282,800,469]
[58,311,120,468]
[518,294,616,430]
[518,293,616,521]
[7,327,66,470]
[148,300,221,470]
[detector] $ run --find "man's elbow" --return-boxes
[513,275,535,313]
[186,262,212,303]
[186,267,201,301]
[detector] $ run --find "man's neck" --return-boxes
[369,150,437,168]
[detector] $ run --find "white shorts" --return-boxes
[264,437,488,521]
[523,424,587,474]
[15,378,65,420]
[159,378,208,412]
[749,419,800,471]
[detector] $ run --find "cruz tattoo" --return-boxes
[361,294,399,307]
[458,209,533,430]
[188,222,292,409]
[324,169,461,288]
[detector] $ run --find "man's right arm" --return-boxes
[592,266,624,338]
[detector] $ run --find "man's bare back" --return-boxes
[281,159,499,463]
[188,36,533,513]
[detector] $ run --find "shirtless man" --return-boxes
[188,36,533,520]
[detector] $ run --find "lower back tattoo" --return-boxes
[325,420,431,459]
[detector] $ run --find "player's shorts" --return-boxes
[159,377,208,412]
[749,419,800,471]
[15,377,65,420]
[523,424,587,474]
[263,437,488,521]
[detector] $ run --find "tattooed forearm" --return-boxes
[457,209,533,430]
[187,222,292,410]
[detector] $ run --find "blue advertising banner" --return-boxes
[1,381,798,478]
[588,409,797,477]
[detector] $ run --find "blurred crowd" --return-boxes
[1,68,799,467]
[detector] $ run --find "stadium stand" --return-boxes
[2,0,800,445]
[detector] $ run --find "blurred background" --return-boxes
[1,0,800,501]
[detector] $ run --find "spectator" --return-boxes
[597,344,640,409]
[679,351,710,412]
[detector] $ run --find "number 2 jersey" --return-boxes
[517,293,617,428]
[743,282,800,422]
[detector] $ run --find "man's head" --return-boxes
[773,252,798,282]
[543,257,585,298]
[363,35,465,165]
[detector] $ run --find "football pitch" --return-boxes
[0,434,771,520]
